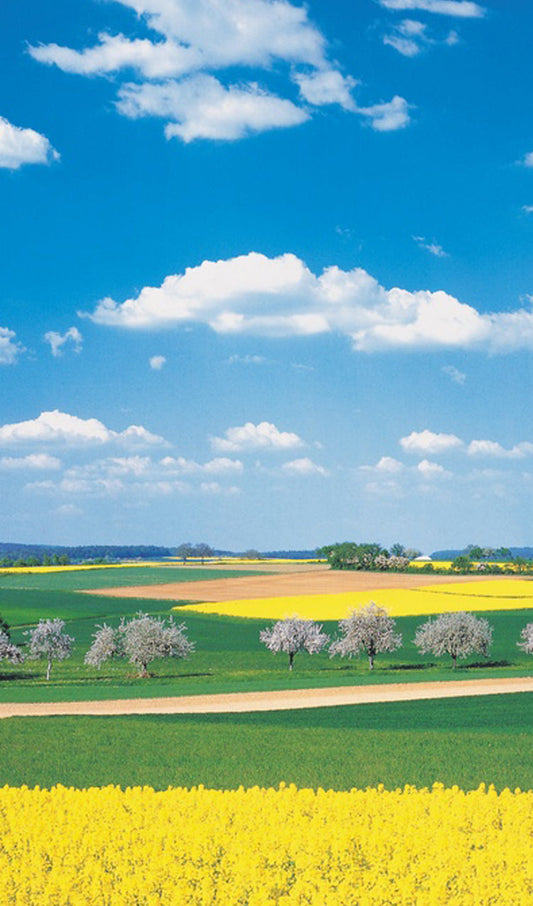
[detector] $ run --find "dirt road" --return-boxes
[1,676,531,718]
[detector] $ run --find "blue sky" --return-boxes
[1,0,533,552]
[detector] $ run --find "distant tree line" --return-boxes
[317,542,421,572]
[0,543,174,567]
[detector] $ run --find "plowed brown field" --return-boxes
[87,566,503,603]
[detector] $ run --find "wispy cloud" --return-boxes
[0,116,59,170]
[149,355,166,370]
[0,327,25,365]
[378,0,485,17]
[413,235,449,257]
[442,364,466,384]
[43,327,83,357]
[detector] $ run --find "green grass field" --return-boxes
[1,693,532,792]
[0,565,261,592]
[1,566,532,792]
[0,578,532,701]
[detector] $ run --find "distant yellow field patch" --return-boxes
[0,562,169,575]
[176,579,533,620]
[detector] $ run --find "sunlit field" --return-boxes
[1,783,532,905]
[176,578,533,620]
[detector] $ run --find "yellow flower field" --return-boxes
[0,783,531,905]
[0,562,170,575]
[176,578,533,620]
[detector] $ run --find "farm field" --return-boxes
[1,563,533,904]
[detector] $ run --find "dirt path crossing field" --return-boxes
[1,676,532,718]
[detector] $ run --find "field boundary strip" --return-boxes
[0,676,532,718]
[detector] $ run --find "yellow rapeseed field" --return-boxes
[0,783,531,905]
[177,579,533,620]
[0,562,169,575]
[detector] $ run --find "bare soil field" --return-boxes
[88,567,510,603]
[0,677,531,718]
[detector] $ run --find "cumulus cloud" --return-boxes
[211,421,304,453]
[400,429,463,455]
[0,454,62,470]
[281,457,328,476]
[378,0,485,16]
[82,250,533,354]
[149,354,166,369]
[365,456,405,473]
[355,96,411,131]
[0,116,59,169]
[43,327,83,357]
[0,410,167,447]
[24,453,243,499]
[467,440,533,459]
[293,69,357,110]
[117,75,308,141]
[0,327,25,365]
[29,0,409,142]
[416,458,450,477]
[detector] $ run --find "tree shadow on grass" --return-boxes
[461,660,512,669]
[0,672,40,681]
[383,663,435,672]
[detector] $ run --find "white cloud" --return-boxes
[417,459,450,477]
[467,440,533,459]
[149,354,166,369]
[376,456,405,472]
[0,410,167,447]
[211,421,304,453]
[160,455,243,474]
[200,481,240,495]
[413,235,449,257]
[227,354,267,365]
[522,205,533,214]
[400,429,463,455]
[116,75,308,141]
[523,153,533,168]
[281,457,328,476]
[378,0,485,16]
[355,96,411,131]
[0,116,59,170]
[0,454,62,470]
[442,364,466,384]
[383,19,429,56]
[43,327,83,357]
[29,0,410,143]
[0,327,25,365]
[293,69,357,111]
[83,250,533,353]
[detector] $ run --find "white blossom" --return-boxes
[85,612,194,676]
[518,622,533,654]
[26,619,74,680]
[414,611,492,668]
[329,602,402,669]
[0,630,24,665]
[260,616,329,670]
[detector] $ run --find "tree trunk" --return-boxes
[368,653,374,670]
[46,657,52,681]
[452,654,457,669]
[289,652,294,671]
[139,662,149,678]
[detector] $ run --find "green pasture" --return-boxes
[0,580,531,701]
[1,693,532,792]
[0,565,261,592]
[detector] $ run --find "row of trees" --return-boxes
[2,606,533,679]
[260,605,533,670]
[0,614,194,679]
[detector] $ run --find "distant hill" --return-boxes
[431,547,533,561]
